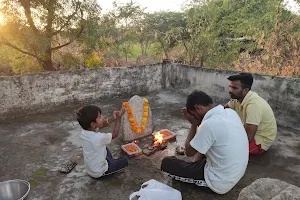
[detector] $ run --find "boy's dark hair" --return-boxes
[227,73,253,90]
[186,90,213,111]
[76,105,102,130]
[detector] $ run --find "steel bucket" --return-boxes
[0,180,30,200]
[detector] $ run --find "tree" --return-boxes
[183,2,223,66]
[233,0,300,77]
[181,0,300,68]
[78,17,102,55]
[143,11,187,59]
[110,1,145,61]
[0,0,101,71]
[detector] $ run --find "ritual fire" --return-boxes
[153,129,176,147]
[142,129,177,156]
[153,131,164,146]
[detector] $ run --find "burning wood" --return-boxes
[142,129,177,156]
[143,143,167,156]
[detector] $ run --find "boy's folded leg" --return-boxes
[106,148,113,160]
[104,157,128,176]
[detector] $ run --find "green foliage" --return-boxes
[11,56,43,75]
[0,0,299,77]
[142,11,187,58]
[59,53,81,69]
[85,52,103,68]
[130,44,142,57]
[148,42,164,59]
[0,0,101,70]
[78,18,102,54]
[0,44,42,75]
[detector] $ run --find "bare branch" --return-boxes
[51,24,84,51]
[0,37,38,58]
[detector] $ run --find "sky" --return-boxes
[97,0,300,14]
[97,0,188,13]
[284,0,300,14]
[0,0,298,24]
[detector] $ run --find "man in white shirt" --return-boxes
[161,91,249,194]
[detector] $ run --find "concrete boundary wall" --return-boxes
[0,64,164,120]
[164,63,300,130]
[0,62,299,129]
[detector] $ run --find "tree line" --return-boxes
[0,0,299,77]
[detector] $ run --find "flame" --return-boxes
[154,131,163,146]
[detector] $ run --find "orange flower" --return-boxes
[132,126,137,132]
[137,128,142,133]
[123,98,149,134]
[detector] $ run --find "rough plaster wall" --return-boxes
[164,63,300,130]
[0,62,299,129]
[0,64,163,120]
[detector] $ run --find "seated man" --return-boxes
[225,73,277,154]
[161,91,249,195]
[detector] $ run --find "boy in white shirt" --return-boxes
[161,91,249,194]
[76,105,128,178]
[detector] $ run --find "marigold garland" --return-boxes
[122,98,149,134]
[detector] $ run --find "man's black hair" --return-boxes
[227,73,253,90]
[186,90,213,111]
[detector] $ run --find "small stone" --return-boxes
[175,146,185,155]
[238,178,300,200]
[62,147,70,152]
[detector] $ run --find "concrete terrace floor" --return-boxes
[0,90,300,200]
